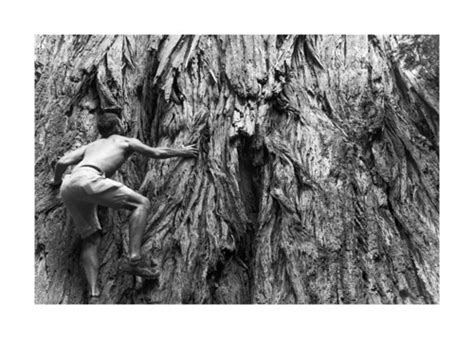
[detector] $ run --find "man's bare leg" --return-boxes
[123,191,150,261]
[129,200,150,260]
[80,232,101,297]
[106,188,158,277]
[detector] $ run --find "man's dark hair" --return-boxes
[96,112,123,137]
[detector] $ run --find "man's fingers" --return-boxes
[183,144,199,157]
[48,178,62,189]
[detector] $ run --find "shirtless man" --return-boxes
[50,112,198,301]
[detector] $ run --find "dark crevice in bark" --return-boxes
[404,147,439,213]
[409,87,439,150]
[392,62,411,103]
[67,67,98,115]
[236,133,263,262]
[205,132,267,304]
[368,35,384,56]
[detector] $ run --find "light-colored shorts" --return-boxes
[59,166,133,239]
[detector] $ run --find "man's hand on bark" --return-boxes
[181,144,199,158]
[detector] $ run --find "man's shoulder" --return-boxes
[109,134,132,142]
[119,136,142,144]
[111,135,137,151]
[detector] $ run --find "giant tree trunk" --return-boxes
[34,35,439,304]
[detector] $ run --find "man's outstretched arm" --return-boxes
[127,138,198,159]
[51,145,87,186]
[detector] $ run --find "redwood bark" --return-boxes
[35,35,439,304]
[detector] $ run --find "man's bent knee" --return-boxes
[140,197,150,210]
[123,190,150,211]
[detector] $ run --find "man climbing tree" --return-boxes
[50,112,198,303]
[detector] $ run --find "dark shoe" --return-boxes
[118,257,160,279]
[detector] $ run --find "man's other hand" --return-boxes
[181,144,199,158]
[48,178,62,189]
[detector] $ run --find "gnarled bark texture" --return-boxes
[35,35,439,304]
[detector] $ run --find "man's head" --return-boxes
[96,112,124,137]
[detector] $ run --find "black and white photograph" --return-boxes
[3,1,474,338]
[34,34,439,305]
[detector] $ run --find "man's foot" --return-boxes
[88,294,101,305]
[118,257,160,279]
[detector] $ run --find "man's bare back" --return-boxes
[76,135,132,177]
